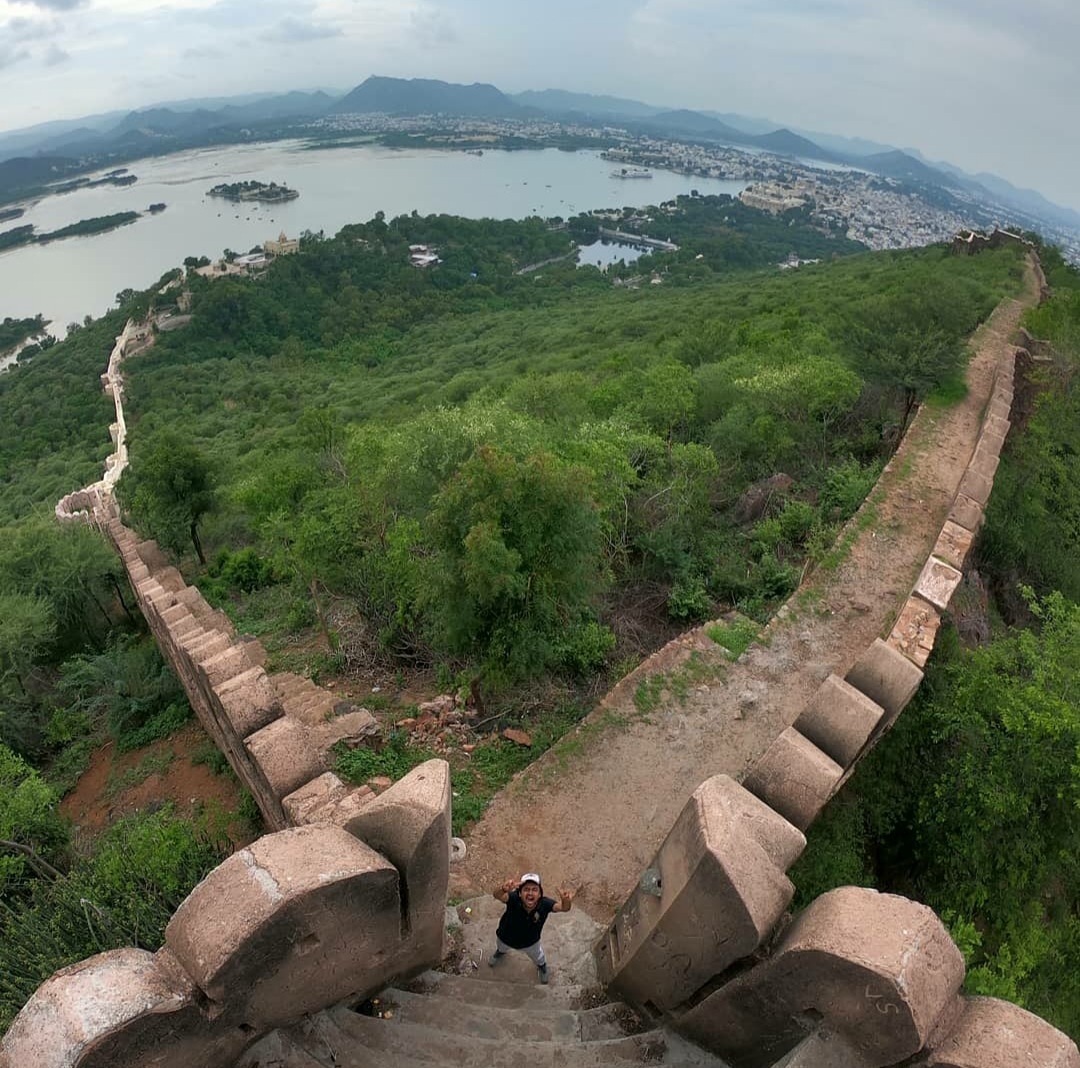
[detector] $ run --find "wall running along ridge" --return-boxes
[10,252,1076,1066]
[594,250,1079,1066]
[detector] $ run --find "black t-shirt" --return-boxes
[496,889,556,948]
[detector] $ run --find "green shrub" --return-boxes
[0,807,228,1034]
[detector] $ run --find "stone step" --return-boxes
[273,673,317,701]
[378,986,630,1043]
[771,1032,869,1068]
[320,1004,705,1067]
[282,691,338,725]
[237,1028,329,1068]
[405,970,588,1010]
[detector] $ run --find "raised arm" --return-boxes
[553,885,575,913]
[493,877,518,903]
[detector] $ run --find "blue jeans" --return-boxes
[496,936,546,967]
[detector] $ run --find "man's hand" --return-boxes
[555,885,575,912]
[494,876,518,902]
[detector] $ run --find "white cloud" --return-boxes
[0,0,1077,211]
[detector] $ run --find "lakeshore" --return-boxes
[0,141,747,335]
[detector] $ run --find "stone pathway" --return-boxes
[458,258,1041,920]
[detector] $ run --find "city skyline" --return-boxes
[1,0,1077,212]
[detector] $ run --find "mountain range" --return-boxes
[2,76,1078,231]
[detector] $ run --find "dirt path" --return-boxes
[457,259,1040,920]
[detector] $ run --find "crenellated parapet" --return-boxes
[104,517,382,832]
[593,250,1077,1064]
[0,761,452,1068]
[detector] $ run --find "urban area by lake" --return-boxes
[0,141,749,337]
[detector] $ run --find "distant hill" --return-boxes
[756,128,838,160]
[332,76,521,117]
[857,149,955,186]
[644,109,750,142]
[512,89,666,118]
[0,155,83,197]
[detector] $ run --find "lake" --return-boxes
[0,141,748,335]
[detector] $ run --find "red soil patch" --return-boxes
[60,723,251,844]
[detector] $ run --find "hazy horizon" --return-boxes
[1,0,1078,214]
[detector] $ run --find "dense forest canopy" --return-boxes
[0,193,1033,1035]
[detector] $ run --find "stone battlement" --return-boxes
[593,254,1077,1064]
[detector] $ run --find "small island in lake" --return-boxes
[0,206,25,224]
[1,211,142,251]
[207,180,299,203]
[148,202,167,213]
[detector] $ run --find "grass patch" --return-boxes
[44,737,97,797]
[633,674,666,716]
[448,704,586,834]
[925,374,969,407]
[632,651,724,716]
[335,730,433,784]
[335,704,589,835]
[190,739,232,777]
[705,617,760,660]
[106,749,174,799]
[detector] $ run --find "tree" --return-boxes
[118,432,214,563]
[0,744,69,893]
[424,446,609,681]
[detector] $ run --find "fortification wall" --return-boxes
[595,250,1079,1065]
[103,514,386,832]
[0,761,452,1068]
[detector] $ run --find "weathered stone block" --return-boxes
[957,467,993,508]
[215,667,281,738]
[915,557,964,612]
[947,493,984,536]
[922,996,1080,1067]
[0,947,222,1068]
[200,645,255,688]
[165,825,401,1029]
[245,716,324,798]
[134,540,169,571]
[186,633,233,665]
[932,521,976,571]
[312,708,379,751]
[281,772,353,824]
[978,425,1007,455]
[845,638,924,726]
[888,595,942,669]
[167,615,200,641]
[743,728,843,830]
[794,675,885,768]
[676,887,964,1068]
[970,446,1000,482]
[343,760,451,959]
[596,774,805,1012]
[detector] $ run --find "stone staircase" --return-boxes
[238,893,732,1068]
[239,971,730,1068]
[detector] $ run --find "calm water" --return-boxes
[0,141,747,335]
[576,239,648,270]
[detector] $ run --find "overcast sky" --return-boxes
[1,0,1077,211]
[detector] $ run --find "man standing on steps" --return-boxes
[489,873,574,984]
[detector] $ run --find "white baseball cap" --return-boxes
[520,872,542,887]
